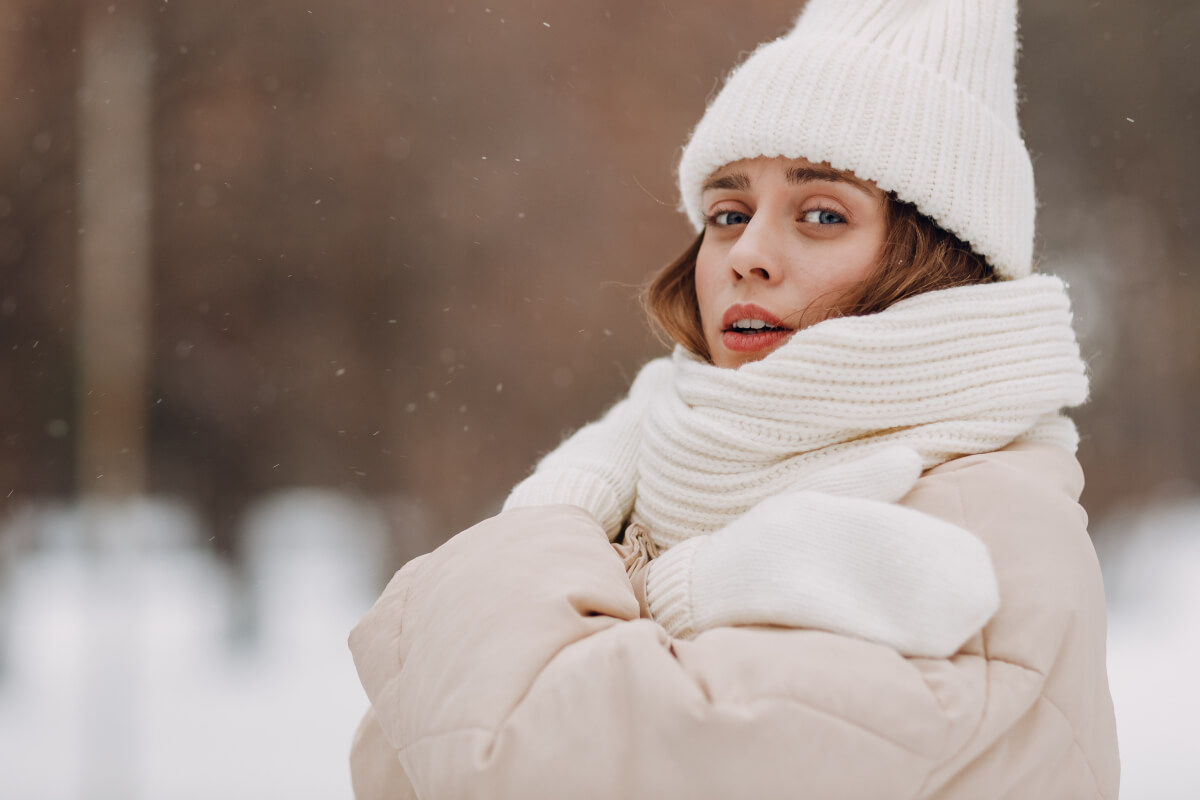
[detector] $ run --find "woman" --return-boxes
[349,2,1120,797]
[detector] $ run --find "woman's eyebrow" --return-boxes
[701,172,751,193]
[785,165,874,193]
[701,166,874,195]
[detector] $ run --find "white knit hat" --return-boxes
[677,0,1036,280]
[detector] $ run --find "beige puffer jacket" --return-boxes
[348,441,1119,799]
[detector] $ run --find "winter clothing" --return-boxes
[677,0,1037,280]
[349,441,1120,800]
[505,274,1086,545]
[641,476,998,651]
[350,0,1120,794]
[503,274,1087,654]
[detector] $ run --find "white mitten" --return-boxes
[783,446,924,504]
[645,450,999,658]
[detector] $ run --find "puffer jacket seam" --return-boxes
[389,682,944,763]
[910,652,991,799]
[390,623,624,759]
[395,724,496,755]
[981,655,1045,679]
[391,694,938,774]
[1035,693,1106,799]
[912,479,998,799]
[388,666,948,765]
[710,691,942,759]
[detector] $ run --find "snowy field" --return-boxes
[0,492,1197,799]
[0,493,389,800]
[1096,498,1200,799]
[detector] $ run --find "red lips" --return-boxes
[720,303,791,331]
[719,303,796,356]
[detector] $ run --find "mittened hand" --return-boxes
[701,446,924,545]
[645,444,1000,654]
[651,488,1000,656]
[782,446,924,504]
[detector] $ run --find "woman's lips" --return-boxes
[721,328,795,352]
[719,303,796,354]
[720,303,788,330]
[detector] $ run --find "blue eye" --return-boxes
[802,209,845,224]
[706,210,751,227]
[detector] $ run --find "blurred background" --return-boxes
[1,0,1197,797]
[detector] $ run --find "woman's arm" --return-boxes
[630,445,998,657]
[350,443,1117,800]
[643,492,1000,658]
[501,358,671,540]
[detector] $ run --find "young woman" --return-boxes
[499,152,1037,655]
[349,2,1120,797]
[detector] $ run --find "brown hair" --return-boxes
[643,195,996,362]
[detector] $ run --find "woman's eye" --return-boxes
[802,209,845,224]
[707,210,751,227]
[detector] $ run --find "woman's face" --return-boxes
[695,156,888,369]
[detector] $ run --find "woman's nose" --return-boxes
[728,215,782,282]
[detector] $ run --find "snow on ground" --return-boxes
[0,493,389,800]
[0,492,1197,799]
[1098,497,1200,800]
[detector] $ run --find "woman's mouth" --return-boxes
[722,325,794,352]
[720,305,796,353]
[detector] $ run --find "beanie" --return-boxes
[676,0,1036,280]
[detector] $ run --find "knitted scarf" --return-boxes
[633,274,1090,548]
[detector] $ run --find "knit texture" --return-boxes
[642,444,927,644]
[505,274,1088,550]
[503,361,657,536]
[645,489,1000,657]
[637,275,1087,548]
[505,275,1086,651]
[677,0,1035,280]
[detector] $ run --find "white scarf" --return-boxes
[632,274,1090,548]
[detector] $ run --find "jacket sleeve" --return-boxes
[349,706,417,800]
[501,358,671,539]
[903,445,1118,798]
[643,491,1000,658]
[349,444,1117,800]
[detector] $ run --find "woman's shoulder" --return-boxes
[904,440,1105,666]
[908,442,1086,529]
[902,441,1098,612]
[901,447,1116,795]
[925,441,1084,503]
